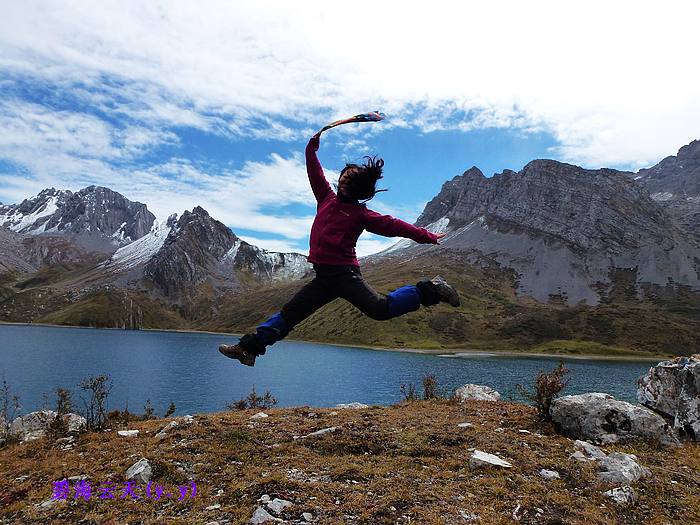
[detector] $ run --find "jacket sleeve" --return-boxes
[363,208,439,244]
[305,137,333,204]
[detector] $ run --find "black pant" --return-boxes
[240,264,439,355]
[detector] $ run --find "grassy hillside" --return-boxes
[2,400,698,524]
[198,254,700,357]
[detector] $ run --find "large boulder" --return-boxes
[550,393,677,445]
[454,384,501,402]
[9,411,86,440]
[637,354,700,440]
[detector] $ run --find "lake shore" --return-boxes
[0,320,672,363]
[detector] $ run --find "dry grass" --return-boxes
[1,400,699,524]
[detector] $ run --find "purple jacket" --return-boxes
[305,137,438,266]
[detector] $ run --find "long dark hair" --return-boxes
[340,155,387,203]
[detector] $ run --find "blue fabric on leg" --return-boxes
[386,285,422,318]
[255,312,290,347]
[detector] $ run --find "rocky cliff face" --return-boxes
[381,153,700,305]
[141,207,311,298]
[0,186,155,248]
[635,140,700,245]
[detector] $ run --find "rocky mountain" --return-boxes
[96,206,311,299]
[0,186,156,250]
[376,155,700,305]
[635,140,700,244]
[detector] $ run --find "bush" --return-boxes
[80,374,112,430]
[400,383,419,402]
[226,386,277,410]
[47,387,73,440]
[422,374,439,400]
[517,360,570,420]
[0,376,21,446]
[163,402,176,418]
[401,374,442,402]
[143,399,155,420]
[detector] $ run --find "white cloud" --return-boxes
[0,1,697,168]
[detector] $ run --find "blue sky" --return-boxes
[1,1,698,255]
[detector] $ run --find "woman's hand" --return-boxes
[310,133,321,151]
[435,232,447,244]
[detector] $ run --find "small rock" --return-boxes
[267,497,293,514]
[182,414,195,424]
[205,504,221,511]
[469,450,513,469]
[598,452,651,484]
[37,498,58,510]
[251,412,269,419]
[259,494,271,503]
[539,469,561,480]
[302,512,313,521]
[117,430,139,438]
[67,475,88,482]
[14,475,30,483]
[125,458,152,483]
[328,411,338,416]
[518,429,531,434]
[454,384,501,402]
[335,402,369,409]
[604,486,637,505]
[295,427,337,439]
[459,510,478,521]
[457,422,473,428]
[250,506,279,523]
[572,440,607,461]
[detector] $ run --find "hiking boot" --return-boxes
[218,344,256,367]
[430,276,460,307]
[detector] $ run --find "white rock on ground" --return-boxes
[126,458,152,483]
[335,403,369,409]
[267,497,293,514]
[637,354,700,441]
[302,512,313,521]
[182,414,195,424]
[295,427,337,440]
[250,506,279,523]
[604,486,637,505]
[571,441,651,484]
[457,422,474,428]
[156,420,179,439]
[597,452,652,484]
[469,450,513,469]
[539,469,561,480]
[454,384,501,402]
[251,412,269,419]
[117,430,139,438]
[550,392,677,445]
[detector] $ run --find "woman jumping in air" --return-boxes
[219,131,460,366]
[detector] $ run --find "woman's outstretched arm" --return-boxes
[305,134,333,204]
[362,208,440,244]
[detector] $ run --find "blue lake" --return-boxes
[0,324,655,416]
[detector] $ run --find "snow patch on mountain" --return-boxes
[103,219,172,271]
[0,195,59,233]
